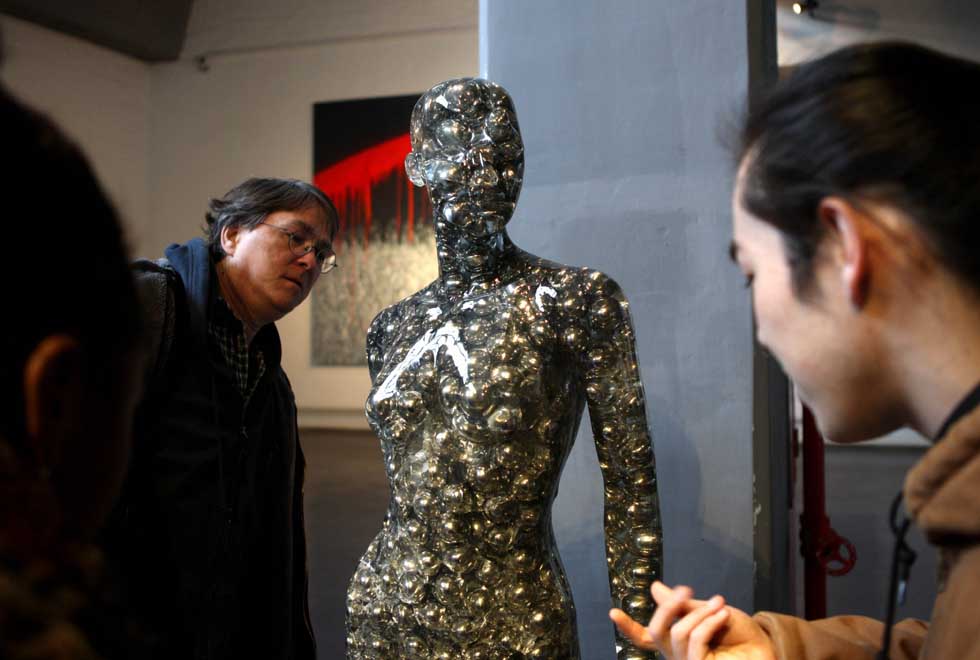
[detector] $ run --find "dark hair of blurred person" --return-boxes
[0,85,143,659]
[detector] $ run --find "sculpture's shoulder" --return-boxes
[514,255,635,352]
[574,266,627,302]
[517,252,628,307]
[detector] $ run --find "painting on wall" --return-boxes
[311,94,436,366]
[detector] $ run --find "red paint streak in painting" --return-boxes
[314,133,420,247]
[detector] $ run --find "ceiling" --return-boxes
[0,0,194,62]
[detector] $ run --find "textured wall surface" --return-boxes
[482,2,755,657]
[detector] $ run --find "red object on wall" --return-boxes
[314,133,421,247]
[800,406,857,620]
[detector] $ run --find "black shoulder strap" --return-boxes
[132,258,185,400]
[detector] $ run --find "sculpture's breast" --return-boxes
[364,281,583,508]
[368,284,572,432]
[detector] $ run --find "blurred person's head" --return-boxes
[730,42,980,442]
[0,86,142,554]
[204,178,338,326]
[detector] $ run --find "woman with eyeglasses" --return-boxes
[102,178,338,660]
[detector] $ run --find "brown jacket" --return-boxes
[754,406,980,659]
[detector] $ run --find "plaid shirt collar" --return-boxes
[208,271,266,402]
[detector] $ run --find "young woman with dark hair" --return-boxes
[611,41,980,660]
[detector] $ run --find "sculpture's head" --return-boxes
[405,78,524,239]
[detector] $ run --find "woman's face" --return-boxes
[730,165,892,442]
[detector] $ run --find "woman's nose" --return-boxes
[297,249,318,270]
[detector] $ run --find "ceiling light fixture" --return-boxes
[793,0,820,16]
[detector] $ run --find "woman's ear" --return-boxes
[22,334,83,472]
[818,197,870,309]
[221,224,240,256]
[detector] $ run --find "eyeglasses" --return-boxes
[258,222,337,274]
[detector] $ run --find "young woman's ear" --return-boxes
[818,197,870,309]
[22,334,83,472]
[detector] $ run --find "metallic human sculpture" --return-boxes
[346,78,662,659]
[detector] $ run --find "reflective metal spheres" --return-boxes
[346,78,662,660]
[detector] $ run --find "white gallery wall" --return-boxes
[1,2,478,428]
[0,15,151,254]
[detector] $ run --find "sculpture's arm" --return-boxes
[580,271,662,660]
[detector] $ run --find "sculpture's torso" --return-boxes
[347,253,609,659]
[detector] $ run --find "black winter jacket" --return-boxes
[102,238,315,660]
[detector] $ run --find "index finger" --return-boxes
[609,608,657,651]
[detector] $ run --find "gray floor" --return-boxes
[303,429,389,660]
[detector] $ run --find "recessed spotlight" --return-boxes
[793,0,819,15]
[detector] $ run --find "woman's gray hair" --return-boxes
[204,178,338,260]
